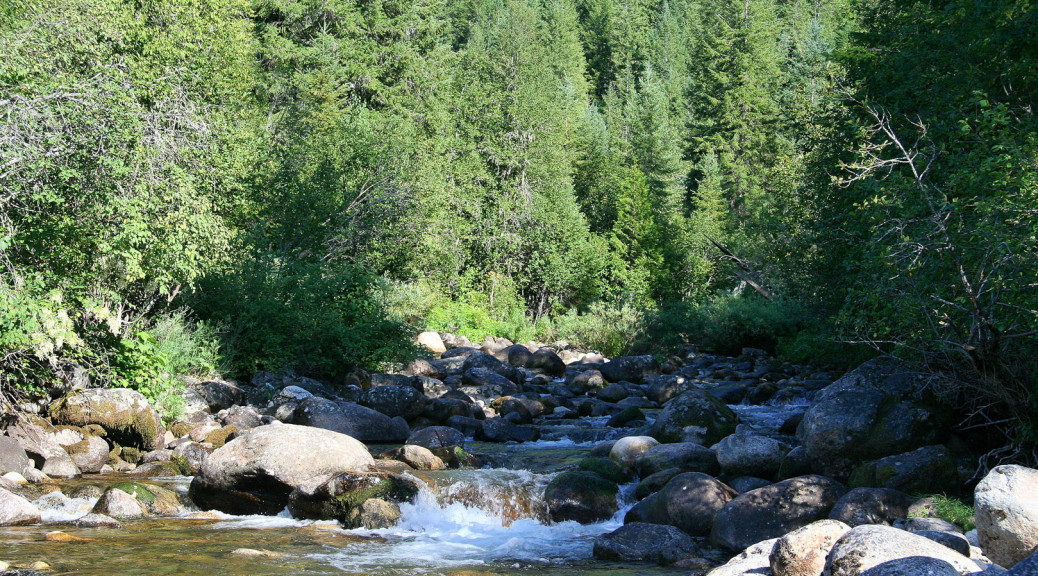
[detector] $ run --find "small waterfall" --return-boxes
[413,469,553,525]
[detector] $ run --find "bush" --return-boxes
[551,302,646,357]
[192,256,418,380]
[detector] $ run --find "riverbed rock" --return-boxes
[626,472,737,536]
[72,513,121,528]
[706,538,780,576]
[567,370,607,395]
[796,358,950,476]
[1006,550,1038,575]
[601,355,660,384]
[418,331,447,354]
[769,519,850,576]
[406,426,465,449]
[91,487,147,519]
[646,374,694,404]
[360,385,426,420]
[287,471,419,528]
[596,383,630,403]
[710,475,848,551]
[824,524,981,576]
[609,436,659,470]
[189,423,375,515]
[0,487,40,525]
[913,530,971,556]
[545,471,618,524]
[50,388,164,449]
[292,397,409,443]
[172,441,210,474]
[67,435,109,474]
[100,482,182,516]
[593,522,701,565]
[461,353,522,384]
[714,431,785,479]
[0,437,31,476]
[476,419,539,443]
[383,445,446,470]
[975,465,1038,568]
[639,444,719,483]
[848,444,957,494]
[528,348,566,376]
[192,379,243,413]
[828,487,916,527]
[463,368,520,397]
[857,557,963,576]
[650,390,739,446]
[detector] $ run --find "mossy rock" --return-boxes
[288,472,420,527]
[50,388,163,449]
[120,446,142,464]
[109,481,182,516]
[578,457,630,484]
[204,425,239,448]
[168,422,192,438]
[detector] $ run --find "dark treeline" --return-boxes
[1,0,1035,445]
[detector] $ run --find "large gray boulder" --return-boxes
[67,434,110,474]
[714,431,785,479]
[544,471,618,524]
[406,426,465,449]
[828,487,916,527]
[50,387,164,449]
[796,358,950,476]
[636,441,720,476]
[710,475,848,551]
[770,519,850,576]
[292,397,409,443]
[646,374,694,404]
[600,355,660,384]
[609,436,659,470]
[848,445,957,494]
[461,353,522,384]
[0,487,40,526]
[650,390,739,445]
[824,524,981,576]
[0,436,32,476]
[625,472,736,536]
[360,385,426,420]
[188,423,374,515]
[975,465,1038,568]
[593,522,700,565]
[1006,550,1038,575]
[858,557,963,576]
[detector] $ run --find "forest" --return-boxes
[1,0,1035,448]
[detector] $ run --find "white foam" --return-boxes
[34,491,98,522]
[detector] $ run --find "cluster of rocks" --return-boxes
[2,330,1037,576]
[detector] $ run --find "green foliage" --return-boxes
[910,495,976,532]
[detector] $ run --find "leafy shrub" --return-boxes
[192,256,418,380]
[551,302,647,357]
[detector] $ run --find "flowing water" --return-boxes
[0,430,680,576]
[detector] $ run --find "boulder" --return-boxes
[607,406,646,428]
[192,379,243,412]
[417,331,447,354]
[913,530,971,557]
[94,482,181,516]
[706,538,780,576]
[0,487,40,526]
[635,468,681,500]
[796,358,950,476]
[824,524,980,576]
[72,513,121,528]
[625,472,737,536]
[172,441,210,475]
[637,441,720,477]
[650,390,739,446]
[975,465,1038,568]
[770,519,850,576]
[710,475,848,551]
[50,388,164,449]
[67,435,110,474]
[360,385,426,420]
[714,432,785,479]
[287,471,419,528]
[600,355,661,384]
[189,423,374,515]
[609,436,659,470]
[544,471,619,524]
[593,522,701,565]
[461,353,522,384]
[858,557,962,576]
[382,445,446,470]
[292,397,409,443]
[0,436,31,476]
[828,487,916,527]
[476,419,539,443]
[567,370,606,395]
[1006,550,1038,575]
[406,426,465,450]
[424,398,476,424]
[646,375,694,404]
[463,368,521,397]
[849,445,957,494]
[596,383,631,404]
[6,419,74,468]
[219,405,264,429]
[90,487,147,519]
[528,348,566,376]
[42,452,80,478]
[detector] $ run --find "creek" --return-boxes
[1,403,805,575]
